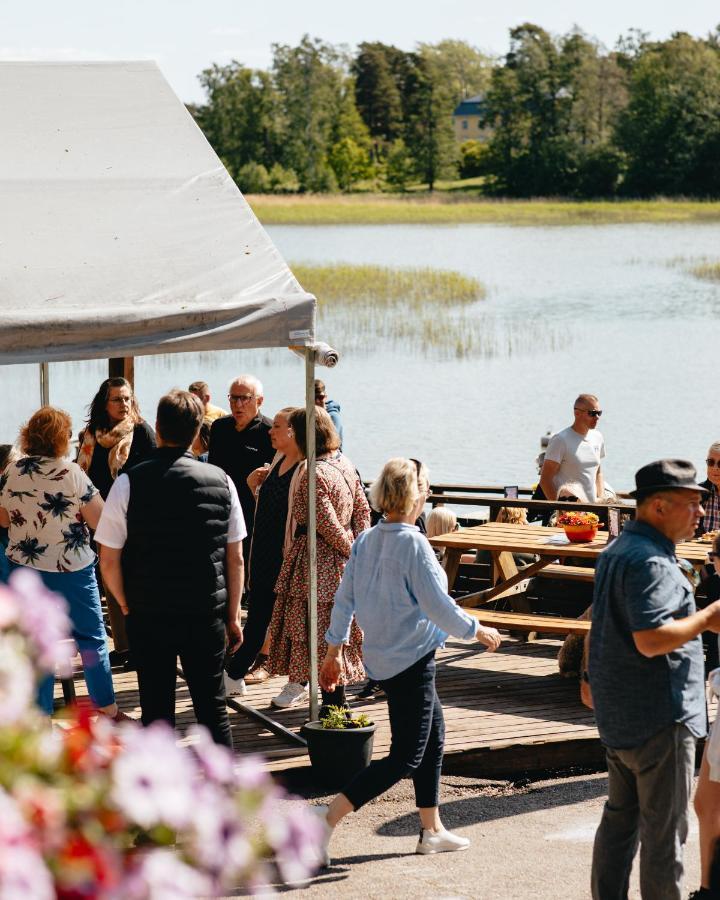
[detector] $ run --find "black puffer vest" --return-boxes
[122,448,231,618]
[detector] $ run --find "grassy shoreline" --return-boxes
[249,194,720,227]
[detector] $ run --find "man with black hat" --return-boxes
[588,459,720,900]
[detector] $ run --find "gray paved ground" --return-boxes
[262,772,702,899]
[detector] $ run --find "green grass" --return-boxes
[250,193,720,226]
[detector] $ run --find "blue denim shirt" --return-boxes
[589,519,706,749]
[326,521,479,681]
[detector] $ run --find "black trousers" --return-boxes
[126,611,232,748]
[342,650,445,810]
[225,584,276,680]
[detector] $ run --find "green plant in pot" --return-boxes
[301,706,376,789]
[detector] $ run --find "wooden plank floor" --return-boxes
[58,636,604,777]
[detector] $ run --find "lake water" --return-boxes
[3,222,720,491]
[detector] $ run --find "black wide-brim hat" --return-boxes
[629,458,709,498]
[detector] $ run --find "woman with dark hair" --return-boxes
[77,377,155,662]
[0,407,126,720]
[267,407,370,711]
[223,407,302,695]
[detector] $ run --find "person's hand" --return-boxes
[247,465,271,493]
[118,599,129,616]
[320,652,342,692]
[580,677,593,709]
[476,625,502,652]
[226,619,243,654]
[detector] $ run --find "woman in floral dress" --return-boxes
[0,406,125,720]
[268,408,370,711]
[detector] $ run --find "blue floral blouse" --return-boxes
[0,456,98,573]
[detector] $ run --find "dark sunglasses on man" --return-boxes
[574,407,602,418]
[707,459,720,468]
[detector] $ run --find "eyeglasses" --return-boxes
[228,394,256,405]
[574,408,602,418]
[707,459,720,468]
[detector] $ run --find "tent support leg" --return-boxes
[306,349,319,723]
[39,362,50,406]
[109,357,135,389]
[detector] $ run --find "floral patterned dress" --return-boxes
[268,453,370,684]
[0,457,98,573]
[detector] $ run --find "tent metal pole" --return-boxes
[305,348,319,722]
[39,362,50,406]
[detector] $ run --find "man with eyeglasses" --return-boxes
[539,393,606,503]
[697,442,720,537]
[587,460,720,900]
[208,375,273,567]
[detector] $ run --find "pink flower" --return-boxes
[0,635,36,726]
[187,725,236,786]
[0,844,55,900]
[111,722,196,829]
[263,798,325,885]
[8,568,73,674]
[234,753,271,791]
[186,784,251,885]
[120,849,214,899]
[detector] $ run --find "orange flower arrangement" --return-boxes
[557,511,600,527]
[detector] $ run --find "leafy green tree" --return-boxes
[417,39,492,104]
[328,137,372,190]
[384,139,414,190]
[458,140,490,178]
[236,161,270,193]
[615,33,720,195]
[403,52,458,190]
[352,42,411,147]
[195,63,280,180]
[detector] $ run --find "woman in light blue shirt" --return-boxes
[316,457,502,864]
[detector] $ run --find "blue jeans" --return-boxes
[10,562,115,713]
[342,650,445,810]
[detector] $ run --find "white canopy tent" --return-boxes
[0,61,325,724]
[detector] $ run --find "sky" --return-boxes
[1,0,718,104]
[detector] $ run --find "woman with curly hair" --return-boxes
[77,377,155,662]
[0,407,126,720]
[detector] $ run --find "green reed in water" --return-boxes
[689,262,720,282]
[292,263,485,307]
[291,262,569,360]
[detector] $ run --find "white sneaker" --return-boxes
[224,672,247,697]
[415,828,470,855]
[271,681,309,709]
[311,804,332,869]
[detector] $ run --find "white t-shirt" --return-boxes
[544,426,606,502]
[95,472,246,549]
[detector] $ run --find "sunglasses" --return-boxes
[574,407,602,418]
[707,459,720,468]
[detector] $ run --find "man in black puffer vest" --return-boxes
[96,390,246,747]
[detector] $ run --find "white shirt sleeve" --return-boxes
[94,474,130,549]
[226,476,247,543]
[544,431,566,465]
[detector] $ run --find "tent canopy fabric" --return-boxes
[0,61,315,364]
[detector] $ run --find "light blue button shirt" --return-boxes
[325,521,480,681]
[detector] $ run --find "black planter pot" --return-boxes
[301,720,376,790]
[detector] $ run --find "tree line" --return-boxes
[190,26,720,198]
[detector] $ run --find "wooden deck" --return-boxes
[59,635,605,778]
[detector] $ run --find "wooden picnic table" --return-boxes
[428,522,711,611]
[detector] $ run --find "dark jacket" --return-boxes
[207,414,273,545]
[122,448,231,618]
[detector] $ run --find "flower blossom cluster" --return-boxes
[0,569,323,897]
[557,511,600,527]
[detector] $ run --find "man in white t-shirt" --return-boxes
[539,394,606,503]
[95,390,246,747]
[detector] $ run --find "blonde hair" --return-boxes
[496,506,527,525]
[369,457,422,515]
[426,507,457,538]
